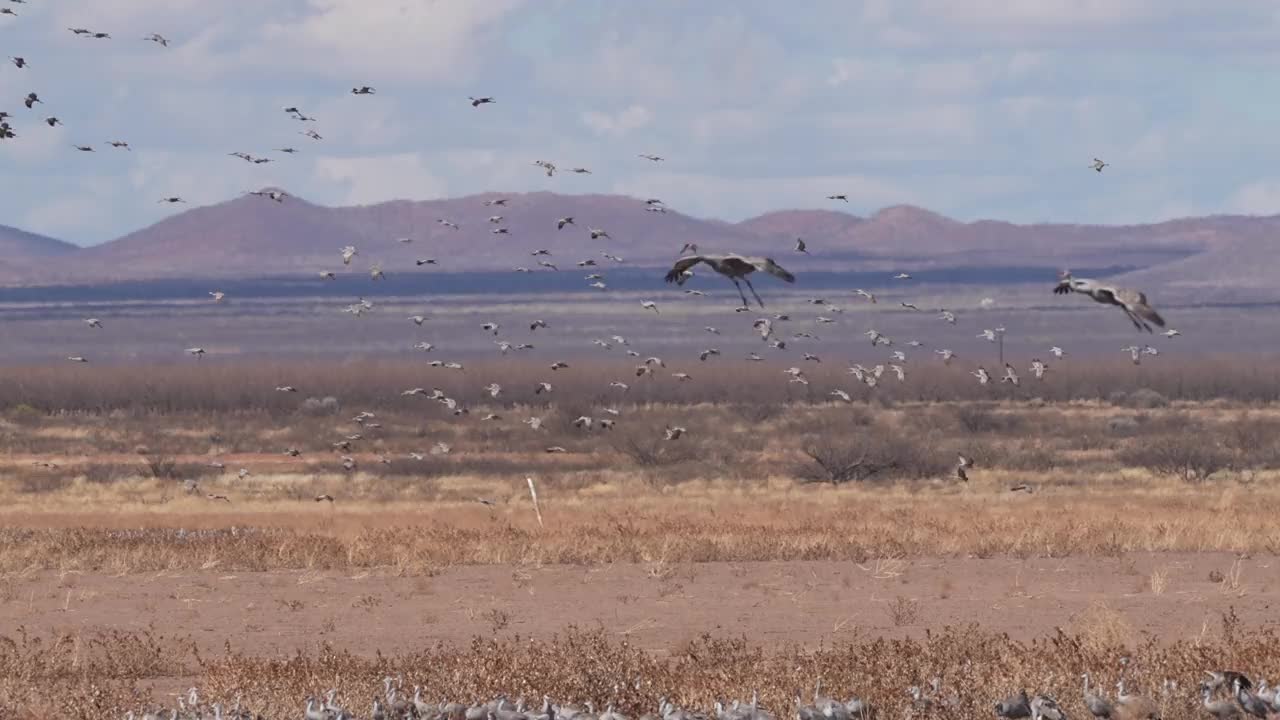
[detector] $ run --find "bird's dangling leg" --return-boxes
[731,278,750,309]
[743,276,765,308]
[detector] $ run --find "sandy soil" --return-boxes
[1,553,1272,656]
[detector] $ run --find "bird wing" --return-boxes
[1051,279,1074,295]
[664,256,705,284]
[752,257,796,282]
[1114,288,1165,327]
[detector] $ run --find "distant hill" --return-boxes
[6,190,1280,294]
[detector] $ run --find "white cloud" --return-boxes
[581,105,654,137]
[312,153,448,206]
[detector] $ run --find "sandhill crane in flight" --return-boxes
[319,271,336,280]
[609,381,629,391]
[557,216,574,230]
[894,272,912,280]
[1054,270,1165,332]
[602,252,623,262]
[1162,328,1180,338]
[8,57,26,69]
[492,227,510,235]
[1091,157,1108,172]
[481,322,500,335]
[249,189,287,202]
[1001,363,1020,386]
[589,227,610,240]
[436,219,459,230]
[186,347,206,359]
[483,197,509,207]
[665,426,686,440]
[938,309,956,324]
[972,366,990,385]
[900,302,919,311]
[301,129,322,140]
[640,301,659,313]
[72,144,96,152]
[1030,359,1047,380]
[530,319,548,331]
[571,167,592,174]
[854,289,876,303]
[978,329,998,342]
[370,265,385,281]
[209,291,225,302]
[830,389,852,403]
[864,329,891,347]
[699,348,720,361]
[106,140,130,150]
[1,8,17,17]
[1123,345,1142,365]
[956,454,974,482]
[826,194,848,202]
[351,86,376,95]
[144,33,168,47]
[469,96,495,107]
[1050,346,1065,358]
[638,153,664,161]
[665,254,794,309]
[795,238,809,254]
[67,355,88,363]
[341,246,357,265]
[550,361,569,371]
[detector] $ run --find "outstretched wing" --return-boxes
[1052,279,1074,295]
[664,255,705,284]
[1115,288,1165,327]
[753,257,796,283]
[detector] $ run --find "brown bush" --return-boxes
[1118,434,1232,482]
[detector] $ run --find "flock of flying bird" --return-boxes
[126,668,1280,720]
[3,13,1182,497]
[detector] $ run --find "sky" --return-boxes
[3,0,1280,246]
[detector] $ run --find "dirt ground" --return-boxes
[1,552,1271,657]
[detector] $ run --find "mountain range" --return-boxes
[3,190,1277,297]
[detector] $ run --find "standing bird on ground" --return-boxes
[1054,270,1165,332]
[665,254,795,309]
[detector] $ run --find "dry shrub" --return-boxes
[611,429,696,469]
[1068,601,1136,653]
[1118,434,1232,482]
[1119,388,1169,409]
[953,404,1023,434]
[797,424,940,484]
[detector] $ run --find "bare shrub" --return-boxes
[1119,434,1232,482]
[953,404,1023,434]
[143,455,180,481]
[1121,388,1169,409]
[887,595,919,626]
[1107,416,1141,435]
[796,427,940,484]
[298,396,340,416]
[730,403,781,424]
[611,430,695,468]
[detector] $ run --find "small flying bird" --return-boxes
[1001,363,1020,386]
[1091,157,1108,172]
[209,291,225,302]
[571,167,592,174]
[9,56,26,68]
[640,300,660,314]
[341,245,358,265]
[638,153,664,161]
[972,366,990,385]
[894,272,912,280]
[530,319,547,331]
[301,129,322,140]
[672,372,692,381]
[1030,359,1047,380]
[1162,328,1181,338]
[492,227,510,235]
[67,355,88,363]
[206,493,231,503]
[416,258,437,266]
[939,309,956,324]
[45,116,62,127]
[469,96,495,107]
[319,271,335,280]
[248,189,287,202]
[481,322,500,335]
[1054,270,1166,332]
[795,238,809,254]
[315,494,335,503]
[69,28,92,35]
[1050,346,1065,358]
[351,86,376,95]
[275,385,297,392]
[646,205,667,213]
[557,216,574,230]
[143,33,169,46]
[854,289,877,303]
[956,454,974,482]
[826,194,848,202]
[158,196,185,204]
[90,32,111,39]
[106,140,130,150]
[684,289,705,296]
[699,348,720,361]
[186,347,206,359]
[1010,484,1035,493]
[73,144,98,152]
[900,302,919,311]
[664,426,687,440]
[589,227,610,240]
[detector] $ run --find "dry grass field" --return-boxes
[2,362,1280,718]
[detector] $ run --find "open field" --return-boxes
[3,364,1280,718]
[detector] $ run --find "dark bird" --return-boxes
[351,86,376,95]
[469,96,495,107]
[665,254,795,308]
[795,238,808,254]
[1091,157,1108,172]
[1053,270,1165,332]
[106,140,130,150]
[0,7,16,15]
[826,194,848,202]
[158,197,185,204]
[275,147,298,154]
[24,92,41,108]
[73,144,94,152]
[44,117,61,126]
[9,56,26,68]
[68,27,92,35]
[638,153,664,161]
[90,32,111,39]
[144,33,169,47]
[315,494,335,503]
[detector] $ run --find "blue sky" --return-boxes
[2,0,1280,245]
